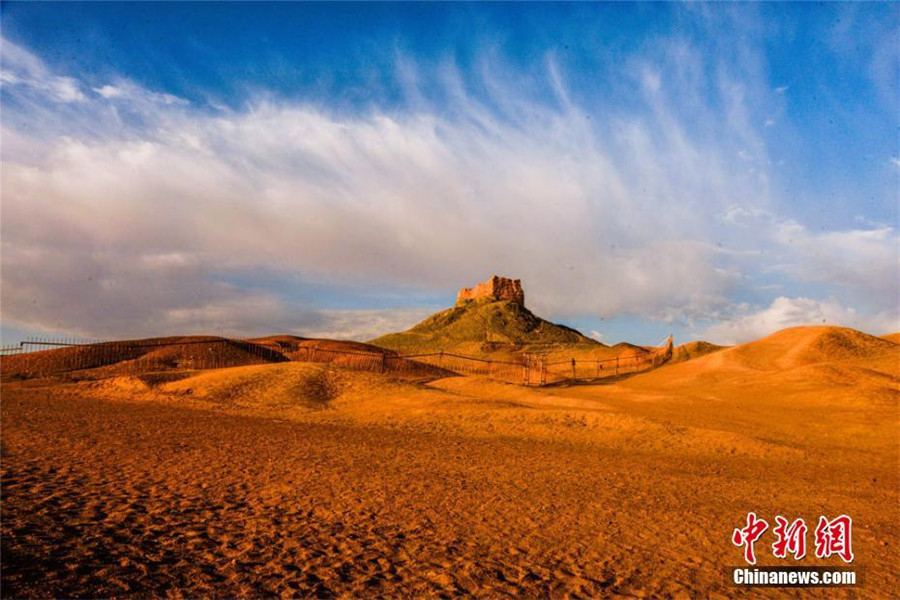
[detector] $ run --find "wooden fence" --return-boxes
[1,335,673,386]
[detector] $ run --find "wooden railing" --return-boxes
[1,335,673,386]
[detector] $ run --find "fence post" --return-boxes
[381,352,387,374]
[540,357,546,386]
[616,356,619,376]
[571,358,576,380]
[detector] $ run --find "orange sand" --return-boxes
[2,326,898,597]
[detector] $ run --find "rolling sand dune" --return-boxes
[694,326,897,371]
[0,336,415,381]
[2,325,898,597]
[1,336,281,379]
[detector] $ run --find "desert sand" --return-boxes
[2,326,898,598]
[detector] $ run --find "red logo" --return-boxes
[814,515,854,563]
[732,512,769,565]
[772,516,807,560]
[733,513,854,564]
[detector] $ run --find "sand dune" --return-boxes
[619,327,898,410]
[710,325,895,370]
[648,326,897,377]
[0,336,402,381]
[1,336,280,379]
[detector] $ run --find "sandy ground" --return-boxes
[2,326,898,598]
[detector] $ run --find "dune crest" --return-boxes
[668,326,896,373]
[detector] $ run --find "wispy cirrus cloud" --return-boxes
[0,39,86,103]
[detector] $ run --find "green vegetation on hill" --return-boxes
[369,299,601,356]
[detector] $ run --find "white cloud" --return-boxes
[92,80,188,106]
[0,36,895,342]
[0,38,86,103]
[94,85,125,99]
[299,309,435,342]
[1,56,757,333]
[722,205,771,225]
[0,239,431,340]
[773,220,899,307]
[699,296,899,345]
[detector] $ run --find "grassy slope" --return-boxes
[369,299,602,357]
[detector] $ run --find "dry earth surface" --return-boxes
[2,326,898,598]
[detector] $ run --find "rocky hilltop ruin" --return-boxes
[371,275,600,355]
[456,275,525,307]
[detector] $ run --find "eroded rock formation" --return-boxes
[456,276,525,307]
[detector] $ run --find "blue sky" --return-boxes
[1,2,897,346]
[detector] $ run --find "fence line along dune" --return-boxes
[0,333,673,386]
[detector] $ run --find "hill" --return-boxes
[880,333,900,344]
[370,275,602,356]
[0,336,271,379]
[669,341,727,364]
[370,299,599,356]
[632,326,899,398]
[707,325,897,371]
[0,335,409,380]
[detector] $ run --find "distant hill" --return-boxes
[1,336,276,379]
[670,341,727,364]
[370,299,599,356]
[880,333,900,344]
[0,335,403,380]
